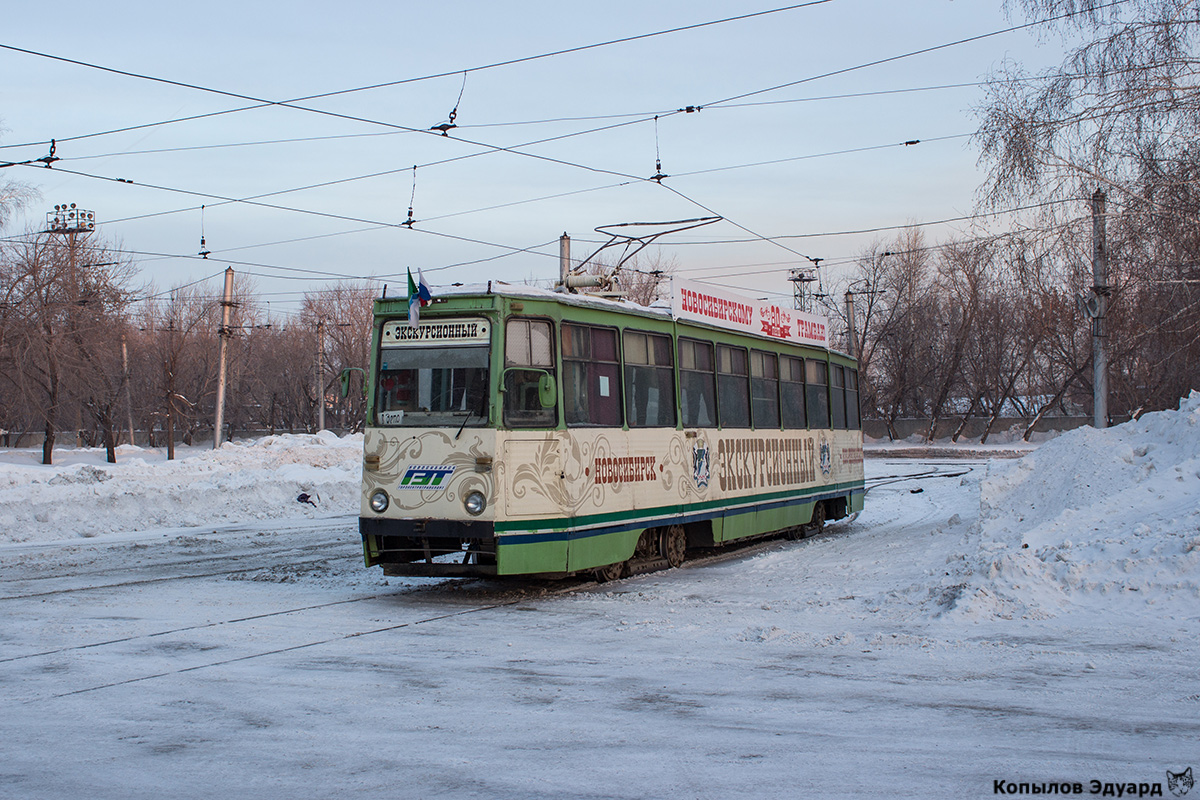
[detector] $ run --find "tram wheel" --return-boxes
[659,525,687,568]
[594,560,626,583]
[805,501,826,538]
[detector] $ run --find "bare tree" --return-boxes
[241,321,313,435]
[300,280,377,432]
[0,124,39,230]
[140,286,215,459]
[851,229,940,438]
[0,231,136,463]
[580,250,677,306]
[923,240,991,441]
[976,0,1200,418]
[978,0,1200,207]
[613,251,677,306]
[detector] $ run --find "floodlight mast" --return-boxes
[789,268,817,312]
[43,204,97,451]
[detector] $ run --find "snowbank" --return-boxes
[946,392,1200,620]
[0,432,363,544]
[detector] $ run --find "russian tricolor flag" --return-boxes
[407,268,432,327]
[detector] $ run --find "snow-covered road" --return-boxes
[3,423,1197,799]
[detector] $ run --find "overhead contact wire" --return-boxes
[0,1,835,150]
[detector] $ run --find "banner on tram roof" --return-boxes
[670,278,829,348]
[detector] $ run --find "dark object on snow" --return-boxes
[909,488,923,494]
[297,492,318,507]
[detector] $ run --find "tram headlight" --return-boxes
[464,490,487,516]
[369,489,390,513]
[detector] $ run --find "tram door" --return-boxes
[501,436,565,518]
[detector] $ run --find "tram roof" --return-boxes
[381,281,672,322]
[380,281,853,360]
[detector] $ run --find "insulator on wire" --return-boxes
[198,205,211,258]
[403,166,417,228]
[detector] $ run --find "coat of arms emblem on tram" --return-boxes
[692,440,711,490]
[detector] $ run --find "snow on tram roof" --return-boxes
[420,281,673,318]
[404,279,843,355]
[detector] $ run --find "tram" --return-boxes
[355,278,864,580]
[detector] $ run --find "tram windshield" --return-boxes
[376,346,490,428]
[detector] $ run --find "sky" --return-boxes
[0,0,1075,322]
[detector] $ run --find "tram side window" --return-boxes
[678,338,717,427]
[717,345,751,428]
[806,359,830,429]
[563,323,621,426]
[751,350,780,429]
[504,318,557,428]
[831,364,847,429]
[847,368,861,430]
[623,330,676,427]
[780,355,806,429]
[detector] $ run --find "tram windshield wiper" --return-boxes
[454,410,474,440]
[454,394,487,440]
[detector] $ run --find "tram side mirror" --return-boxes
[538,374,556,408]
[338,367,365,399]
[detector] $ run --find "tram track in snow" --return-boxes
[4,522,855,702]
[863,460,981,495]
[0,542,354,601]
[0,520,361,601]
[3,458,943,702]
[12,581,583,702]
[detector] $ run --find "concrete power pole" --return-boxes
[559,233,570,290]
[844,290,857,359]
[1090,189,1109,429]
[315,318,325,432]
[213,267,235,448]
[121,332,135,446]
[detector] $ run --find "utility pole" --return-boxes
[213,267,235,448]
[844,290,857,359]
[1090,189,1109,429]
[315,318,325,431]
[559,233,570,290]
[121,332,135,445]
[166,292,177,461]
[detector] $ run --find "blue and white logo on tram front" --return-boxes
[398,464,457,490]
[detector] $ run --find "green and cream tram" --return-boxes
[357,278,864,579]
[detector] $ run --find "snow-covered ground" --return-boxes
[0,431,363,543]
[2,397,1198,798]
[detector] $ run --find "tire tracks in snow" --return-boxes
[5,532,856,703]
[3,495,901,703]
[0,541,351,601]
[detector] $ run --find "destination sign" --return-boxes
[671,278,829,348]
[381,318,490,347]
